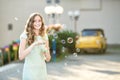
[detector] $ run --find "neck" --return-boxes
[34,29,39,36]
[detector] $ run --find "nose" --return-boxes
[36,22,40,25]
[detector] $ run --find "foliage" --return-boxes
[48,30,78,60]
[0,41,19,66]
[57,30,78,53]
[0,30,78,65]
[48,35,63,58]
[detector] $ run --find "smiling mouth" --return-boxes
[36,25,40,27]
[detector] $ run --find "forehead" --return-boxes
[34,15,41,20]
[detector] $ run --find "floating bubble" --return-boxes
[75,35,79,40]
[61,39,66,44]
[65,55,68,58]
[76,48,80,53]
[73,52,77,57]
[67,37,73,44]
[53,33,58,39]
[62,24,67,29]
[14,17,18,21]
[52,50,56,54]
[17,69,20,73]
[64,62,67,66]
[48,29,55,35]
[62,47,65,53]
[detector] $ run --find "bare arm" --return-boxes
[19,38,43,60]
[44,40,51,62]
[44,24,62,62]
[46,24,63,33]
[19,38,35,60]
[44,26,51,62]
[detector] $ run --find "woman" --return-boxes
[19,12,51,80]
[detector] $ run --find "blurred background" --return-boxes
[0,0,120,80]
[0,0,120,47]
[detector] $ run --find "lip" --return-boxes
[35,25,40,27]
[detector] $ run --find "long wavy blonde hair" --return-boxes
[25,12,45,45]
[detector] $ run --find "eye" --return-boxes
[38,19,42,22]
[33,20,36,23]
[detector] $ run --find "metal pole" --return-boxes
[74,19,77,32]
[52,38,56,62]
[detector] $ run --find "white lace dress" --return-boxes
[20,32,48,80]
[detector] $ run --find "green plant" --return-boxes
[48,35,63,58]
[57,30,78,53]
[48,30,78,61]
[3,52,9,64]
[9,44,15,61]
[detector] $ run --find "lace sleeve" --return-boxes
[20,32,27,40]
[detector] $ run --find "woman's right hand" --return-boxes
[33,40,46,46]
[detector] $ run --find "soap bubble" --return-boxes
[14,17,18,21]
[75,35,79,40]
[53,33,58,39]
[73,52,77,57]
[61,39,66,44]
[64,62,68,66]
[17,69,20,73]
[76,48,80,53]
[62,47,65,53]
[67,37,73,44]
[65,55,68,58]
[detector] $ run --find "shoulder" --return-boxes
[45,25,48,31]
[20,32,27,39]
[44,25,49,33]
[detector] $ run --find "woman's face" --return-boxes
[33,15,42,30]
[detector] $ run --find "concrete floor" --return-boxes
[0,48,120,80]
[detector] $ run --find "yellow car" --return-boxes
[75,28,107,53]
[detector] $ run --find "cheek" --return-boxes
[33,22,36,25]
[40,22,42,25]
[33,24,36,28]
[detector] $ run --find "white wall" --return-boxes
[79,0,120,45]
[0,0,47,47]
[0,0,120,47]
